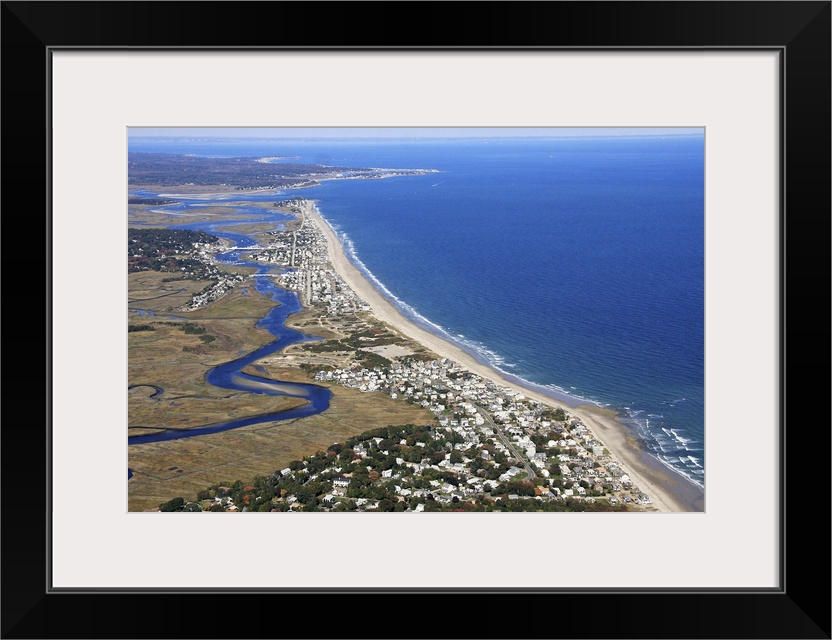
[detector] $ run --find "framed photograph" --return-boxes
[4,1,829,638]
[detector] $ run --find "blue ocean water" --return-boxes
[129,133,705,488]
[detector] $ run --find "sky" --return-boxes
[128,127,703,139]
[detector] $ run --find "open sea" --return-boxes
[129,132,705,489]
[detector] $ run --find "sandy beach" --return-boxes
[302,199,704,513]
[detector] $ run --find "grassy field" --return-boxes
[130,184,258,195]
[128,279,292,426]
[129,274,294,508]
[128,271,208,312]
[128,201,269,227]
[126,195,441,511]
[215,221,277,235]
[127,263,437,511]
[128,371,435,511]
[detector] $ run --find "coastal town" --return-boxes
[177,356,653,513]
[127,226,246,312]
[156,197,654,512]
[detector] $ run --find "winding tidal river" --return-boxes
[128,192,332,452]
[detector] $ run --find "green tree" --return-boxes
[159,497,185,512]
[424,499,441,512]
[376,499,395,512]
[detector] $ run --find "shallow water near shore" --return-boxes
[130,134,705,490]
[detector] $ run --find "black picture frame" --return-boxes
[3,2,829,638]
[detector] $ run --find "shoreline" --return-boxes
[301,199,704,512]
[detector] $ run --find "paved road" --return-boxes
[473,404,536,481]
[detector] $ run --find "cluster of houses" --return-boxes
[184,198,653,511]
[259,407,652,512]
[234,179,317,191]
[310,356,653,509]
[192,402,650,512]
[278,264,370,315]
[181,273,245,311]
[249,210,371,315]
[332,168,440,181]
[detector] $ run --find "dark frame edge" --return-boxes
[46,44,55,602]
[781,4,831,638]
[783,3,831,637]
[2,3,52,638]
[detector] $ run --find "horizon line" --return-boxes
[129,127,704,140]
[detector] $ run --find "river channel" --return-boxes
[128,191,332,458]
